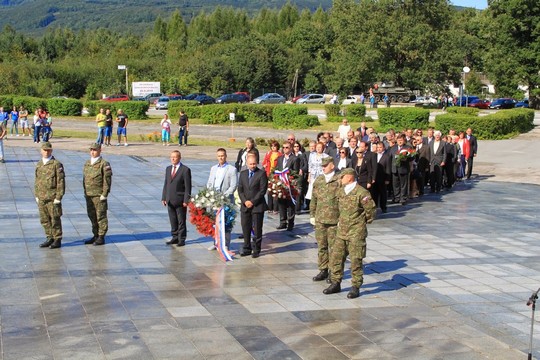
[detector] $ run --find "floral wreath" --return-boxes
[395,148,416,166]
[188,187,237,237]
[268,169,299,201]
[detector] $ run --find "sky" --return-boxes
[450,0,488,9]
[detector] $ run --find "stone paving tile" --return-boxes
[2,147,540,358]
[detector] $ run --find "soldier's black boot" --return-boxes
[93,236,105,246]
[84,236,97,245]
[49,239,62,249]
[323,282,341,295]
[312,269,328,282]
[347,286,360,299]
[39,239,54,248]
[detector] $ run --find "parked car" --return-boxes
[291,94,306,103]
[216,93,250,104]
[184,93,206,101]
[515,99,529,108]
[195,94,215,105]
[342,95,360,105]
[155,96,170,110]
[167,94,183,100]
[234,92,251,101]
[455,96,480,106]
[297,93,325,104]
[103,94,129,102]
[253,93,286,104]
[468,99,491,109]
[489,98,515,109]
[144,92,163,104]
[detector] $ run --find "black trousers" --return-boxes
[370,181,387,211]
[392,172,409,203]
[466,156,474,179]
[167,203,187,242]
[430,165,443,192]
[241,210,264,254]
[278,198,295,227]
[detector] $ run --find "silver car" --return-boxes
[155,96,169,110]
[253,93,286,104]
[297,94,325,104]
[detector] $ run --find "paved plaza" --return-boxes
[1,144,539,359]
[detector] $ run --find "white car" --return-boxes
[342,95,361,105]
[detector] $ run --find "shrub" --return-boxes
[12,96,47,112]
[85,101,149,119]
[343,104,367,117]
[447,107,480,116]
[325,104,341,117]
[46,98,83,116]
[239,104,274,122]
[272,105,308,128]
[435,108,534,139]
[378,108,429,130]
[0,96,13,108]
[199,105,245,124]
[168,101,201,119]
[285,115,320,129]
[326,116,372,123]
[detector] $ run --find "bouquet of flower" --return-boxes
[395,148,416,166]
[268,169,299,200]
[188,187,237,237]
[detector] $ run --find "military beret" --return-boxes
[89,142,101,150]
[340,168,356,176]
[321,157,334,166]
[41,142,52,150]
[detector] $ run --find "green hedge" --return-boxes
[343,104,367,117]
[167,100,200,118]
[446,107,480,116]
[239,104,275,123]
[0,96,47,112]
[326,116,372,123]
[435,108,534,139]
[283,115,320,129]
[272,105,308,128]
[46,98,83,116]
[325,104,341,117]
[85,101,149,119]
[378,108,429,130]
[200,105,245,124]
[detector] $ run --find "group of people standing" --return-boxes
[95,108,129,146]
[160,110,189,146]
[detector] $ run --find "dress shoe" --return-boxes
[323,282,341,295]
[49,240,61,249]
[251,252,260,258]
[166,238,179,245]
[93,236,105,246]
[240,251,252,257]
[84,236,97,245]
[176,241,186,247]
[276,224,287,230]
[39,239,54,248]
[347,286,360,299]
[312,269,329,282]
[287,224,294,231]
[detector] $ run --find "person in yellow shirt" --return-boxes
[95,108,107,145]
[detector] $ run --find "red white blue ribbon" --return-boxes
[215,208,233,262]
[274,167,296,205]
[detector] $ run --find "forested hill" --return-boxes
[0,0,332,35]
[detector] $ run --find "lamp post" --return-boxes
[118,65,128,97]
[462,66,470,107]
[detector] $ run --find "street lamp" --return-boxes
[118,65,128,97]
[462,66,470,107]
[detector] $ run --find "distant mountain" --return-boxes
[0,0,332,35]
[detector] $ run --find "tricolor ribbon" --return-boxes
[274,167,296,205]
[215,208,233,262]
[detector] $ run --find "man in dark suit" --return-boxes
[429,131,447,193]
[274,141,301,231]
[388,134,413,205]
[465,127,477,179]
[372,142,391,212]
[238,153,268,258]
[414,135,430,196]
[162,150,192,246]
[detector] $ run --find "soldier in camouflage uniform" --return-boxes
[310,156,341,282]
[324,168,376,299]
[35,142,65,249]
[83,143,112,246]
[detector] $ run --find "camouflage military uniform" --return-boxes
[83,157,112,238]
[310,172,341,271]
[35,156,65,242]
[329,184,376,287]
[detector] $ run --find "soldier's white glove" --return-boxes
[35,197,39,203]
[309,218,316,226]
[100,195,107,201]
[53,199,61,204]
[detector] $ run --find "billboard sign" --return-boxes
[132,82,161,97]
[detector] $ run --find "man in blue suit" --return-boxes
[207,148,238,251]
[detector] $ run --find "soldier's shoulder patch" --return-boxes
[105,165,111,170]
[58,165,64,172]
[361,196,372,204]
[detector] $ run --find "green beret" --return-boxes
[41,142,52,150]
[89,143,101,150]
[340,168,356,176]
[321,157,334,166]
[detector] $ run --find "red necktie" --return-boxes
[171,165,177,178]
